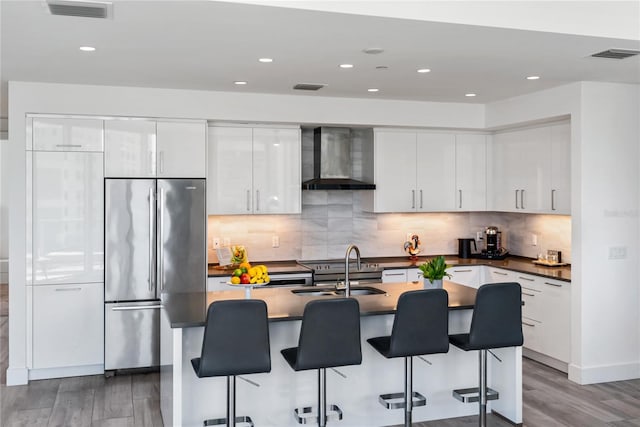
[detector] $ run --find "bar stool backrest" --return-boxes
[295,298,362,370]
[196,299,271,377]
[389,289,449,357]
[468,282,524,350]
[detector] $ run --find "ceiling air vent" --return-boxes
[47,0,112,19]
[591,49,640,59]
[293,83,326,91]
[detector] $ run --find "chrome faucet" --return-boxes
[344,244,361,297]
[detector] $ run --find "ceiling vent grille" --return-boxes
[293,83,326,91]
[591,49,640,59]
[47,0,112,19]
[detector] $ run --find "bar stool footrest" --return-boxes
[452,387,499,403]
[378,391,427,409]
[204,416,254,427]
[293,404,343,424]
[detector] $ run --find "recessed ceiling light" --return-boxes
[417,68,431,73]
[258,58,273,63]
[340,64,354,69]
[526,75,541,80]
[79,46,96,52]
[234,81,248,85]
[465,93,477,97]
[368,88,379,92]
[363,47,384,55]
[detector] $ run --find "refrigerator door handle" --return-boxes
[158,187,165,292]
[149,187,155,293]
[111,305,163,311]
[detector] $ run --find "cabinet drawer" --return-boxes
[207,276,232,291]
[447,266,480,288]
[485,267,516,283]
[382,269,407,283]
[522,316,543,354]
[32,283,104,369]
[33,118,104,152]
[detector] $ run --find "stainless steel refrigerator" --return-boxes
[104,178,206,371]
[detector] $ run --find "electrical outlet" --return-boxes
[223,237,230,246]
[476,231,483,241]
[272,235,280,248]
[213,237,220,248]
[531,234,538,246]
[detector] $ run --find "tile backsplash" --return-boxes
[207,190,571,264]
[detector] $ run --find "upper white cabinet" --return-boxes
[491,122,570,214]
[365,130,456,212]
[208,125,301,215]
[32,151,104,285]
[32,117,103,152]
[455,134,487,211]
[550,122,571,214]
[104,119,206,178]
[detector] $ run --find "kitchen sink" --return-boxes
[291,286,387,297]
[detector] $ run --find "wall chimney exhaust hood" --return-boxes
[301,127,376,190]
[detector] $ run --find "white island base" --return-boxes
[160,307,522,427]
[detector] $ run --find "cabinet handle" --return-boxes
[459,190,462,209]
[159,151,165,174]
[149,187,155,293]
[55,144,82,148]
[111,305,162,311]
[522,320,536,327]
[520,189,525,209]
[420,190,423,209]
[158,187,165,292]
[518,276,534,282]
[493,271,508,276]
[384,272,405,277]
[544,281,562,287]
[411,190,415,209]
[522,291,535,297]
[551,189,556,211]
[256,190,260,212]
[246,190,251,212]
[453,269,472,273]
[149,151,154,175]
[55,287,82,292]
[515,190,519,209]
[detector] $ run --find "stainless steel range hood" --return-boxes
[301,127,376,190]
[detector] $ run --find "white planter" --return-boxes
[424,278,443,289]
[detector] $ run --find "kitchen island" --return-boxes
[160,282,522,426]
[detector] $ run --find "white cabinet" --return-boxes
[537,278,571,363]
[104,119,206,178]
[156,121,206,178]
[550,122,571,214]
[32,282,104,369]
[382,269,408,283]
[207,276,231,292]
[208,126,301,215]
[366,130,456,212]
[104,119,156,177]
[455,134,487,211]
[32,151,104,285]
[446,266,481,288]
[485,267,515,283]
[32,117,103,152]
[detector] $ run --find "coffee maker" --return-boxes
[477,226,509,259]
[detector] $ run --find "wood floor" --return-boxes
[0,280,639,426]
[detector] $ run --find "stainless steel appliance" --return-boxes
[298,259,383,286]
[104,178,206,371]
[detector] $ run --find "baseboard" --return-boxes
[6,366,29,385]
[568,361,640,385]
[523,348,568,373]
[28,364,104,381]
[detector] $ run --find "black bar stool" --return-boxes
[367,289,449,427]
[281,298,362,427]
[191,299,271,427]
[449,282,523,427]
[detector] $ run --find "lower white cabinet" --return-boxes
[446,266,481,288]
[207,276,231,292]
[485,267,516,283]
[32,282,104,369]
[382,269,408,283]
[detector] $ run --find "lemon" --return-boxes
[230,276,240,284]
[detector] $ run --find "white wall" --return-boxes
[486,81,640,384]
[6,81,485,385]
[0,134,8,284]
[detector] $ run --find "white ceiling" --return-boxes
[1,0,639,117]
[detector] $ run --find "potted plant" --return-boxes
[418,256,451,288]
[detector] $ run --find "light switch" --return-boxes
[272,235,280,248]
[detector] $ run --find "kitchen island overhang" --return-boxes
[160,282,522,427]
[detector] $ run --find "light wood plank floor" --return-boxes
[1,281,639,426]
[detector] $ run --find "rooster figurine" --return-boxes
[403,234,421,261]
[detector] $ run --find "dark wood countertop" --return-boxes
[162,281,477,329]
